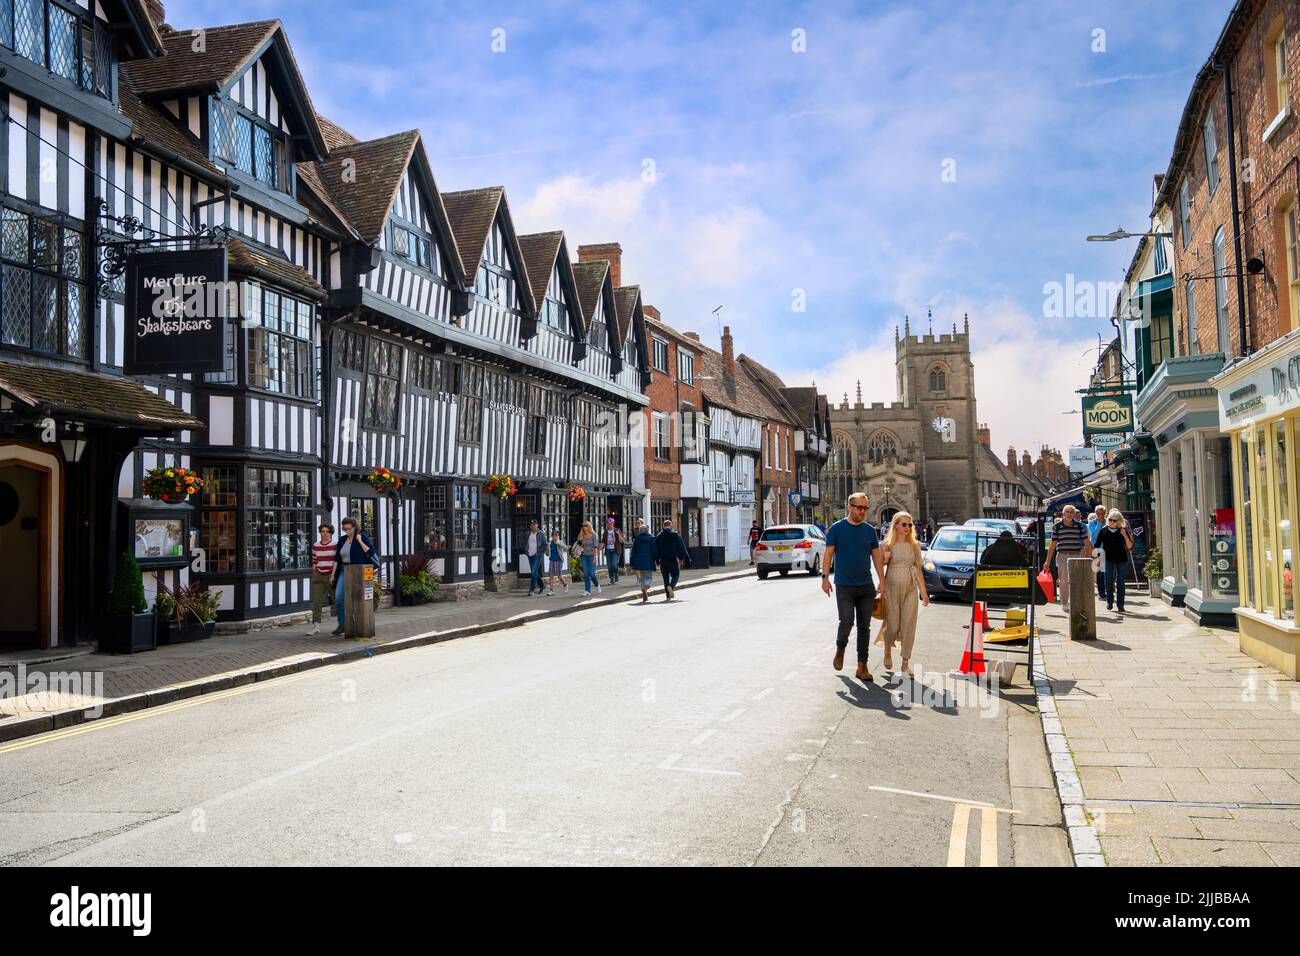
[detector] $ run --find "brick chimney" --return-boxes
[1022,451,1032,471]
[577,242,622,290]
[683,331,700,341]
[643,304,661,322]
[976,422,990,445]
[1006,447,1017,474]
[721,325,735,379]
[143,0,167,29]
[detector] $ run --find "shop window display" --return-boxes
[1204,437,1237,602]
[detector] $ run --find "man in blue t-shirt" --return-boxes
[821,491,887,682]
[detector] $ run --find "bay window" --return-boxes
[245,466,312,573]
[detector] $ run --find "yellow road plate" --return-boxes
[974,569,1029,589]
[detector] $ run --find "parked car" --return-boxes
[921,525,994,599]
[965,518,1020,536]
[754,524,825,579]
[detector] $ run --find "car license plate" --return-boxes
[948,576,968,587]
[773,545,791,551]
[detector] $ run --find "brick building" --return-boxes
[642,306,705,543]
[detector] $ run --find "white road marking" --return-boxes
[753,687,775,701]
[867,785,1018,813]
[657,753,742,777]
[979,807,998,867]
[690,729,716,746]
[722,708,746,722]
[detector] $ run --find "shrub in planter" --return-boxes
[569,554,583,582]
[1143,547,1163,581]
[157,583,220,644]
[105,551,154,654]
[399,554,440,605]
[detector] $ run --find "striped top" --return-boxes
[311,542,337,575]
[1052,521,1087,553]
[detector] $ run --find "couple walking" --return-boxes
[821,491,928,681]
[627,517,690,602]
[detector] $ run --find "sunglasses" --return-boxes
[849,503,868,510]
[898,522,913,528]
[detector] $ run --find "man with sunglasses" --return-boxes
[821,491,887,682]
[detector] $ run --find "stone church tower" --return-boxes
[895,312,980,523]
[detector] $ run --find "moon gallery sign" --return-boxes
[124,247,230,375]
[1081,393,1134,435]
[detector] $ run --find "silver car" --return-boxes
[755,524,825,578]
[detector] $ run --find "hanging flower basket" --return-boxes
[142,466,204,503]
[369,467,403,494]
[484,473,518,500]
[567,483,586,503]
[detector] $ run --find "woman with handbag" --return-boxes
[878,511,928,675]
[572,521,601,596]
[1096,509,1134,614]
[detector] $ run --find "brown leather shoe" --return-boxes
[855,661,873,683]
[833,647,845,671]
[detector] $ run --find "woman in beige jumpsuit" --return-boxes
[880,512,929,675]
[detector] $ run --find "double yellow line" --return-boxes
[0,668,326,756]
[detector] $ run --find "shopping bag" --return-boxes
[1036,569,1055,604]
[872,594,886,620]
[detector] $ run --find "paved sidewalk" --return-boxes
[0,561,754,742]
[1036,587,1300,866]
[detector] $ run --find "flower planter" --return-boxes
[160,620,215,645]
[1148,579,1161,598]
[102,611,157,654]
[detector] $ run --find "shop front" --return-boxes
[1135,353,1235,624]
[1213,332,1300,676]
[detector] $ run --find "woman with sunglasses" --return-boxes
[879,511,928,675]
[1095,508,1134,614]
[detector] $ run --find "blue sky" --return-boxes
[173,0,1231,455]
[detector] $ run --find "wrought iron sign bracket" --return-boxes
[93,196,231,298]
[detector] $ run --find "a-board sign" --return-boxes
[975,569,1030,590]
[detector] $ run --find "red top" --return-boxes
[311,542,336,575]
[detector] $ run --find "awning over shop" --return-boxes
[1125,273,1173,327]
[0,360,204,433]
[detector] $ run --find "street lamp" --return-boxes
[60,424,87,463]
[1086,228,1174,242]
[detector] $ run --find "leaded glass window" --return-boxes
[0,207,87,359]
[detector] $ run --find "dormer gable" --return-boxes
[572,260,618,355]
[613,285,649,382]
[442,186,534,319]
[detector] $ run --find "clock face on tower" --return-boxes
[931,416,956,443]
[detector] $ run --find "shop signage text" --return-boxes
[1082,393,1134,434]
[124,247,229,375]
[1217,345,1300,425]
[1091,434,1124,450]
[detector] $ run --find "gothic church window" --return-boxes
[928,365,946,392]
[865,431,899,464]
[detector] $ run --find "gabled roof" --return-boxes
[309,130,418,241]
[699,348,784,423]
[118,80,220,177]
[316,114,359,151]
[517,231,565,314]
[117,0,168,58]
[441,187,505,280]
[121,20,328,160]
[293,161,361,241]
[612,285,642,346]
[782,386,821,429]
[571,259,610,329]
[738,354,801,427]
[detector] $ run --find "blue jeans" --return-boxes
[528,553,543,592]
[335,574,346,627]
[606,549,620,582]
[581,555,599,592]
[660,558,681,592]
[1104,559,1127,610]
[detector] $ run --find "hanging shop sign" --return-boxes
[1081,393,1134,434]
[1068,446,1097,474]
[123,247,229,375]
[1091,433,1124,450]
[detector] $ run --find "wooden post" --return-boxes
[344,564,375,639]
[1067,556,1096,641]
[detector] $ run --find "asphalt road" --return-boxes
[0,575,1020,866]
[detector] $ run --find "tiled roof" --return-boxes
[739,354,786,392]
[0,360,203,431]
[782,386,820,429]
[738,355,800,426]
[316,114,359,151]
[571,260,609,327]
[121,20,280,94]
[293,161,361,240]
[612,286,641,346]
[441,187,504,280]
[517,231,564,314]
[227,238,324,297]
[118,78,220,175]
[699,347,785,422]
[305,130,420,241]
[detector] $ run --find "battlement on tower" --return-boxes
[896,332,970,350]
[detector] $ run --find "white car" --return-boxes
[754,524,825,578]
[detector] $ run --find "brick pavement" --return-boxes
[0,562,753,734]
[1036,585,1300,866]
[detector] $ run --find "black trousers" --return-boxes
[834,583,875,663]
[660,558,681,591]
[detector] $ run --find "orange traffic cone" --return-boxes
[958,617,987,676]
[972,601,990,628]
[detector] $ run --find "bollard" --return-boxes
[1067,556,1096,641]
[344,564,376,639]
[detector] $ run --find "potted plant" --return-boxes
[484,473,518,500]
[399,553,441,605]
[104,551,155,654]
[368,467,403,494]
[569,554,583,583]
[156,583,221,644]
[567,484,586,503]
[1143,548,1163,598]
[142,465,204,503]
